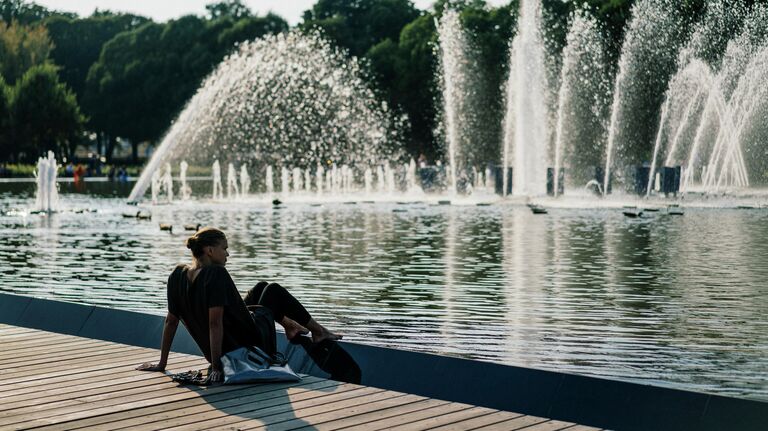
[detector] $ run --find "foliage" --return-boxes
[43,12,149,100]
[206,0,252,20]
[0,75,10,158]
[84,13,287,161]
[0,0,73,25]
[0,20,52,84]
[9,64,85,161]
[302,0,420,57]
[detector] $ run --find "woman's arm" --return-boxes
[208,306,225,383]
[136,312,179,371]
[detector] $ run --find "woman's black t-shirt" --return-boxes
[166,264,263,362]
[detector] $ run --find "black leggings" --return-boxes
[243,282,311,326]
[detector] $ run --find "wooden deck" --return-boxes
[0,324,602,430]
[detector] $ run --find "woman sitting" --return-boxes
[137,227,340,383]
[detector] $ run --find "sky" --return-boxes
[34,1,510,25]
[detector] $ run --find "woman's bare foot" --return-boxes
[280,316,309,340]
[305,318,342,343]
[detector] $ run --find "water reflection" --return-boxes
[0,184,766,400]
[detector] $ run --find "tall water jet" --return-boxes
[151,170,159,204]
[364,168,373,194]
[179,161,191,200]
[128,31,404,202]
[502,0,550,196]
[34,151,59,213]
[437,10,474,195]
[316,164,324,194]
[265,165,274,195]
[162,163,174,202]
[280,167,290,195]
[603,0,685,194]
[304,169,311,193]
[212,160,223,200]
[552,9,611,194]
[292,167,303,192]
[240,165,250,197]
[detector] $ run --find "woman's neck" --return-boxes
[190,257,212,269]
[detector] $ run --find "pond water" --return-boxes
[1,180,767,401]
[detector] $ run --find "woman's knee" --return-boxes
[244,281,269,305]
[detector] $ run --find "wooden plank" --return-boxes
[0,358,208,411]
[88,380,352,431]
[253,393,426,431]
[0,357,207,406]
[427,410,526,431]
[339,401,476,431]
[0,344,139,369]
[0,352,200,396]
[294,397,453,430]
[0,349,162,381]
[561,425,603,431]
[0,327,40,335]
[0,350,170,387]
[0,376,320,429]
[162,386,386,431]
[383,406,494,431]
[0,338,109,360]
[30,379,332,431]
[521,420,580,431]
[231,390,408,431]
[472,415,551,430]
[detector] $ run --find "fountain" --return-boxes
[34,151,59,213]
[552,9,611,194]
[226,162,239,199]
[128,31,404,202]
[265,165,274,195]
[240,165,250,197]
[212,160,223,200]
[179,161,191,200]
[162,163,173,203]
[501,0,550,197]
[603,0,685,194]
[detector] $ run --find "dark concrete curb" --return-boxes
[1,292,765,430]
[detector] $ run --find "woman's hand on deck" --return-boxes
[136,362,166,372]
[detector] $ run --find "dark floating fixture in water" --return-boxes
[527,203,547,214]
[643,208,660,212]
[667,206,684,216]
[343,201,357,205]
[476,203,491,206]
[159,223,173,232]
[623,210,643,218]
[136,212,151,221]
[183,223,201,231]
[437,200,451,205]
[272,199,282,206]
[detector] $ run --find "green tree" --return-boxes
[368,14,438,158]
[302,0,420,57]
[205,0,251,20]
[0,20,52,84]
[84,13,287,162]
[217,13,288,48]
[0,0,69,25]
[0,75,10,161]
[43,12,150,99]
[10,64,85,161]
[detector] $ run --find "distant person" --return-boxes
[137,227,341,383]
[418,153,427,168]
[107,165,116,181]
[117,166,128,182]
[65,163,74,177]
[73,164,85,182]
